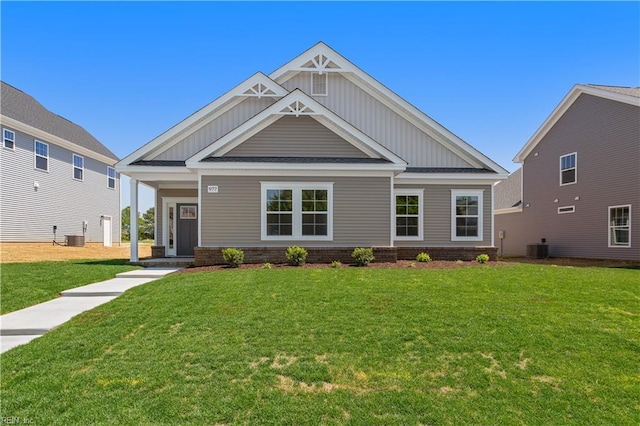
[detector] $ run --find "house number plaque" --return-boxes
[207,185,219,193]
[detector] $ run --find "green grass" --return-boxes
[1,265,639,424]
[0,259,140,314]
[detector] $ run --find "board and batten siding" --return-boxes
[394,184,493,247]
[224,115,369,158]
[200,175,391,247]
[151,97,276,161]
[280,73,473,169]
[0,126,120,243]
[496,93,640,260]
[155,188,198,246]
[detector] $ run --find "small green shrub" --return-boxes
[352,247,375,267]
[221,248,244,268]
[262,262,272,269]
[286,246,308,266]
[456,259,464,265]
[331,260,341,268]
[416,252,431,263]
[476,254,490,264]
[408,261,416,268]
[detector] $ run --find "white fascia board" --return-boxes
[395,172,507,186]
[186,89,407,166]
[494,207,523,215]
[191,161,405,172]
[117,72,288,166]
[198,168,397,178]
[0,115,117,166]
[513,84,640,163]
[269,43,508,175]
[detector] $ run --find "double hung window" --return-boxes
[262,183,333,240]
[73,154,84,181]
[451,189,483,241]
[560,153,577,185]
[34,140,49,171]
[3,129,15,150]
[609,205,631,247]
[394,190,423,240]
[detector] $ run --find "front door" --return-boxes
[177,204,198,256]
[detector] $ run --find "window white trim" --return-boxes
[393,189,424,241]
[3,128,15,150]
[311,72,328,96]
[73,154,84,181]
[608,204,631,248]
[451,189,484,242]
[107,166,116,189]
[34,140,49,172]
[559,152,577,186]
[558,205,575,214]
[261,182,333,241]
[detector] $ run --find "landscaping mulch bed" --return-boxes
[177,257,639,274]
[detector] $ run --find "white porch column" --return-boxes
[130,177,139,262]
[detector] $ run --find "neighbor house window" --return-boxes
[3,129,15,150]
[451,189,483,241]
[609,205,631,247]
[261,182,333,240]
[560,152,577,185]
[73,154,84,181]
[107,166,116,189]
[34,140,49,171]
[394,189,423,240]
[311,72,328,96]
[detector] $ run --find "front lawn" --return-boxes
[1,264,638,424]
[0,259,140,314]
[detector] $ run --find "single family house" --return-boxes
[117,42,508,265]
[495,84,640,260]
[0,81,120,245]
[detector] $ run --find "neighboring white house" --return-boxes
[0,81,121,245]
[117,42,509,264]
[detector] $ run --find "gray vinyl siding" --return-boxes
[394,184,493,247]
[200,175,391,247]
[0,126,120,243]
[225,115,369,158]
[281,73,473,168]
[155,188,198,246]
[151,97,276,161]
[496,94,640,260]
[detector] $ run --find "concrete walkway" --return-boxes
[0,267,181,353]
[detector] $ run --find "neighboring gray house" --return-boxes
[495,84,640,260]
[0,81,120,245]
[117,42,508,265]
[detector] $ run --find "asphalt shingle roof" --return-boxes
[494,168,522,210]
[584,84,640,98]
[1,81,118,161]
[201,156,392,164]
[405,167,496,174]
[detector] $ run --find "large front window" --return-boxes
[262,183,333,240]
[451,189,483,241]
[609,205,631,248]
[394,189,423,240]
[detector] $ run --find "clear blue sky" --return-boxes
[2,1,639,211]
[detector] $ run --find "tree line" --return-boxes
[121,206,154,241]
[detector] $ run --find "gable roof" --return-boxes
[514,84,640,163]
[185,89,407,169]
[118,72,287,166]
[270,42,508,176]
[494,167,522,210]
[1,81,118,162]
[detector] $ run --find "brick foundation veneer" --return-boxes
[151,246,165,258]
[194,246,496,266]
[397,247,498,261]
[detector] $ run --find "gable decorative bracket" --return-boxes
[279,100,316,117]
[242,82,280,98]
[300,53,342,74]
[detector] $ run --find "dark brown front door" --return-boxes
[177,204,198,256]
